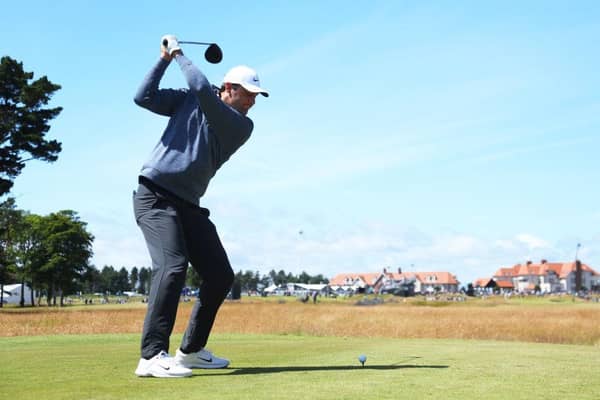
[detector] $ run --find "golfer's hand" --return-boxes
[160,46,172,61]
[161,34,182,60]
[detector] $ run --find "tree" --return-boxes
[0,210,49,307]
[0,197,21,306]
[22,213,55,305]
[235,269,261,292]
[0,56,62,196]
[298,271,311,284]
[186,266,203,289]
[81,265,102,294]
[258,273,271,289]
[41,211,93,306]
[130,267,139,292]
[275,269,288,285]
[13,213,45,307]
[116,267,130,293]
[309,274,328,284]
[99,266,117,294]
[268,269,277,285]
[138,267,151,295]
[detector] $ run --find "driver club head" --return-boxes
[204,43,223,64]
[177,40,223,64]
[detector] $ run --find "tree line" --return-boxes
[0,196,330,306]
[77,267,329,299]
[77,267,329,298]
[0,198,94,306]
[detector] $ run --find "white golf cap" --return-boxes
[222,65,269,97]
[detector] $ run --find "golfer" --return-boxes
[132,35,268,378]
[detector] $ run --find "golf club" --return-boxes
[178,40,223,64]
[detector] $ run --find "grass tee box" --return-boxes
[1,333,599,400]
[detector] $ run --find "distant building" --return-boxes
[329,272,381,295]
[330,269,460,295]
[492,259,600,293]
[412,271,460,294]
[473,278,494,289]
[473,277,514,293]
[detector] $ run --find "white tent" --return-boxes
[263,284,280,294]
[1,284,35,305]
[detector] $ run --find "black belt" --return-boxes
[138,176,207,215]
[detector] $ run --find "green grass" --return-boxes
[1,334,599,400]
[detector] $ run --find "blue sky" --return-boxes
[3,1,600,285]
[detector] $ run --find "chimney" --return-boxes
[398,267,402,274]
[575,260,582,292]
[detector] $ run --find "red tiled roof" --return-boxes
[361,272,384,285]
[494,267,516,277]
[329,272,382,286]
[329,274,362,286]
[474,278,492,287]
[415,272,459,285]
[496,280,514,288]
[331,271,459,286]
[493,260,599,279]
[385,272,417,281]
[383,271,458,285]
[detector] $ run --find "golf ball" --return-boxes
[358,354,367,364]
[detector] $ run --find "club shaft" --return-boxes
[179,41,213,46]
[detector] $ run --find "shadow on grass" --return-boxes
[205,364,448,376]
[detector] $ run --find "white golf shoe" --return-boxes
[135,350,193,378]
[175,348,230,369]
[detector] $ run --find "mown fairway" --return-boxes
[1,297,599,399]
[1,333,599,400]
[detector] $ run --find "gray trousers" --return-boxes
[133,179,234,359]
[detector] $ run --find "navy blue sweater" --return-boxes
[134,55,253,205]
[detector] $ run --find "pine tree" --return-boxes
[0,56,62,196]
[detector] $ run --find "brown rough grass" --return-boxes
[1,298,600,345]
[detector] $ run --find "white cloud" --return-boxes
[435,234,480,256]
[515,233,550,249]
[494,239,517,250]
[92,233,149,269]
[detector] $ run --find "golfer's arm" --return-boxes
[175,55,218,105]
[134,58,185,116]
[175,55,253,135]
